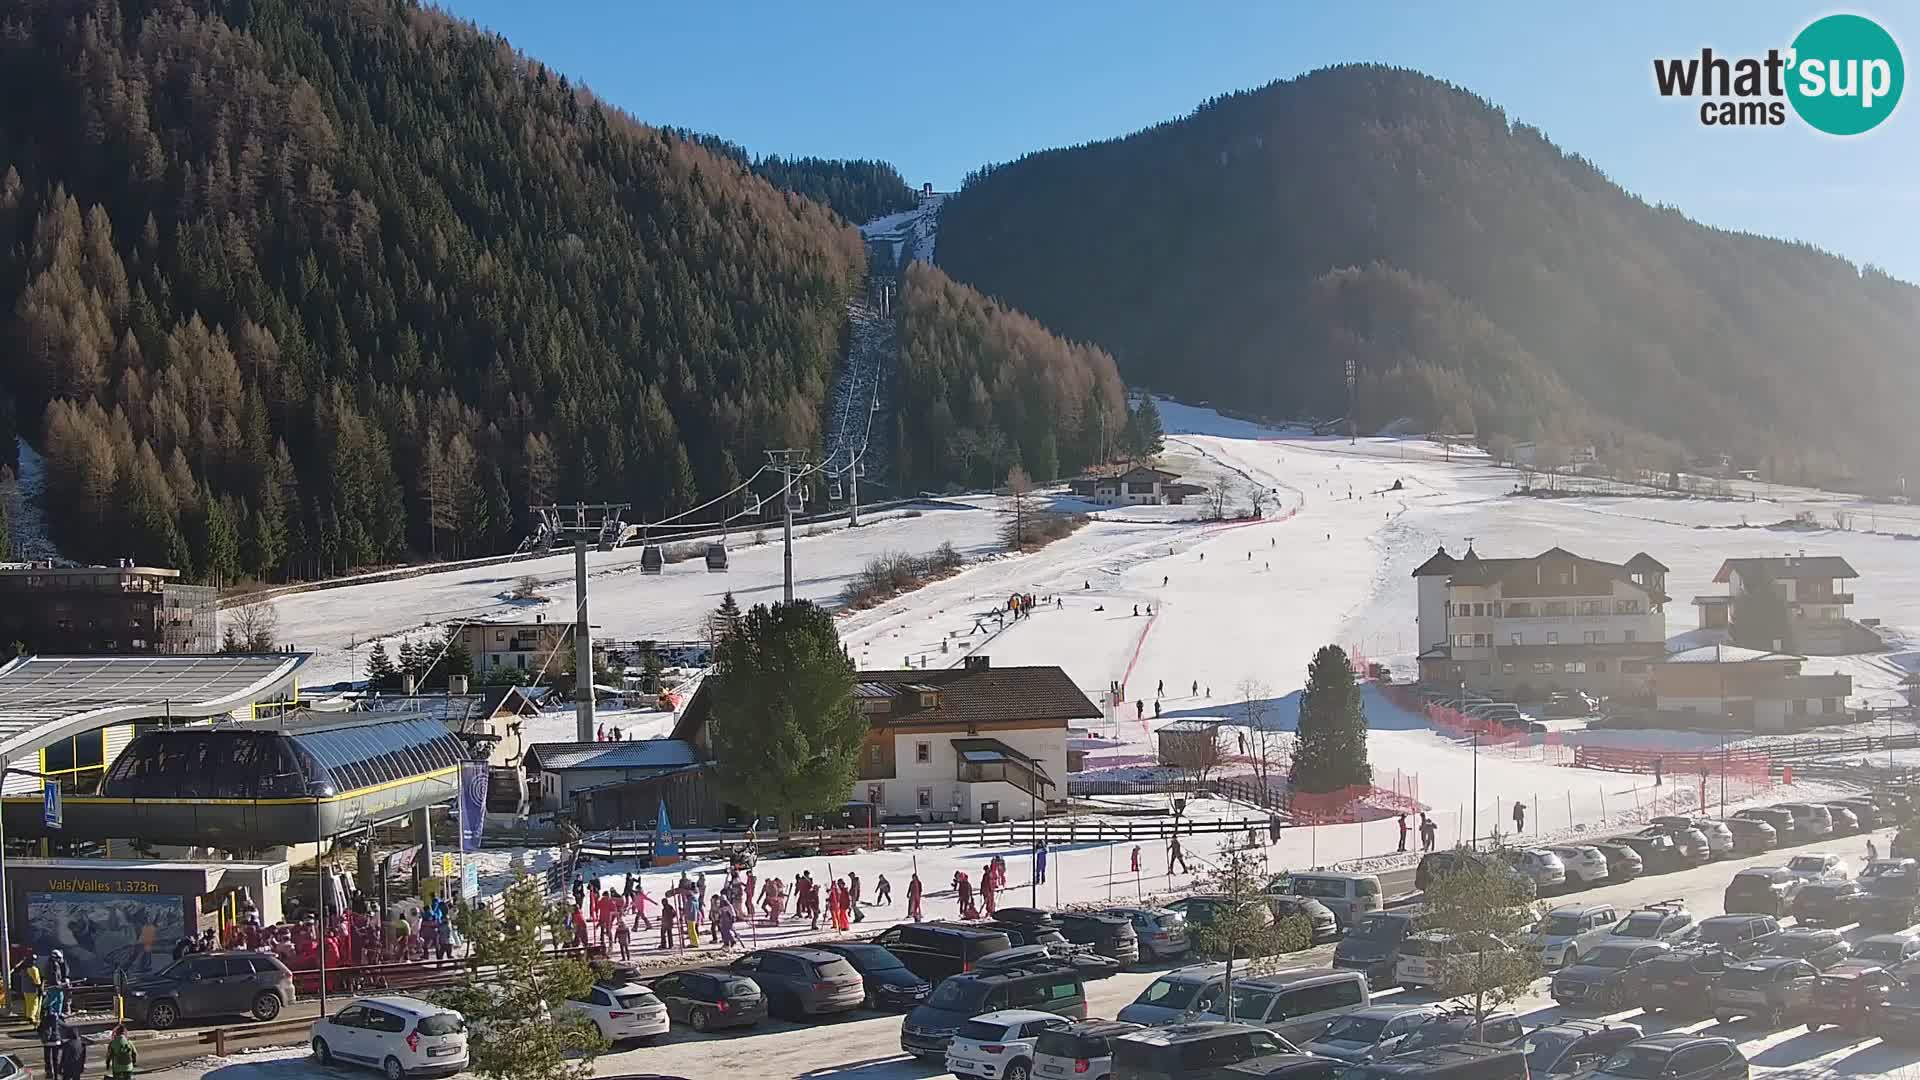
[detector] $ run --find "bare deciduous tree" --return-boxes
[1242,480,1271,519]
[511,574,542,600]
[1205,479,1232,521]
[222,600,280,653]
[1236,678,1287,795]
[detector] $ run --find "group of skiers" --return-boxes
[8,947,138,1078]
[571,865,921,954]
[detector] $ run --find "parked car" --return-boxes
[1055,911,1142,966]
[1105,907,1191,963]
[1390,1010,1522,1054]
[1825,803,1861,835]
[945,1008,1073,1080]
[643,969,766,1033]
[730,947,865,1018]
[1724,867,1801,917]
[1588,840,1645,883]
[122,951,295,1029]
[1601,901,1695,946]
[1413,850,1482,892]
[1857,859,1920,930]
[1896,825,1920,861]
[1297,1004,1445,1063]
[1802,960,1898,1034]
[869,922,1015,984]
[1551,942,1670,1010]
[1733,807,1798,847]
[309,996,468,1079]
[1271,871,1383,929]
[1724,816,1778,854]
[1543,690,1599,717]
[1834,797,1882,830]
[1757,927,1851,970]
[1165,896,1276,955]
[983,919,1080,955]
[1639,823,1711,865]
[1689,914,1783,959]
[901,968,1088,1059]
[1690,819,1736,859]
[1792,881,1867,928]
[1609,833,1687,874]
[1549,845,1611,887]
[1866,981,1920,1045]
[1531,903,1620,968]
[1333,911,1419,989]
[1110,1021,1299,1080]
[1776,802,1836,840]
[1711,957,1819,1025]
[1635,948,1731,1016]
[1785,852,1851,885]
[1585,1034,1749,1080]
[1850,933,1920,967]
[1033,1019,1144,1080]
[974,944,1122,982]
[816,942,931,1010]
[1394,931,1458,990]
[1336,1041,1528,1080]
[1511,1020,1644,1077]
[1264,895,1338,945]
[1118,964,1226,1027]
[1196,969,1371,1046]
[559,981,670,1046]
[1221,1054,1341,1079]
[1496,847,1568,890]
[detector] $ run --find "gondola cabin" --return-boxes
[704,543,728,572]
[639,544,664,574]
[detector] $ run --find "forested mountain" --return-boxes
[938,65,1920,489]
[668,131,917,227]
[0,0,1080,583]
[893,260,1123,492]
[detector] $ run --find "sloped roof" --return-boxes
[1625,552,1670,573]
[1410,547,1457,577]
[524,739,700,772]
[1443,546,1669,601]
[1662,644,1804,665]
[675,660,1099,744]
[1714,556,1859,583]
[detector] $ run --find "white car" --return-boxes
[1786,852,1851,885]
[1550,845,1611,887]
[946,1009,1073,1079]
[1532,903,1619,968]
[311,996,469,1080]
[560,981,670,1046]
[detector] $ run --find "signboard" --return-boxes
[42,781,60,830]
[461,858,479,904]
[458,762,487,853]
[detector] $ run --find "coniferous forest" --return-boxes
[937,65,1920,491]
[0,0,1096,583]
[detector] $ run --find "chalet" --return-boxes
[522,738,707,814]
[1652,644,1852,733]
[453,617,606,676]
[1413,545,1669,697]
[1065,466,1206,507]
[1694,554,1863,654]
[674,655,1099,823]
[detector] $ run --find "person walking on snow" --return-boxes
[849,872,865,923]
[906,873,923,921]
[1867,838,1880,862]
[1154,700,1161,718]
[1192,680,1199,697]
[1034,840,1049,884]
[875,874,893,905]
[1136,700,1145,721]
[1168,835,1190,874]
[980,868,998,917]
[656,894,677,950]
[106,1024,137,1080]
[1130,845,1142,875]
[1512,800,1526,834]
[1398,814,1410,853]
[954,871,978,919]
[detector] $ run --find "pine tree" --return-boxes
[707,591,743,645]
[1289,644,1372,794]
[397,639,421,683]
[1126,395,1165,457]
[194,487,242,585]
[443,872,601,1080]
[707,601,868,827]
[479,461,512,553]
[366,641,397,689]
[1731,566,1796,653]
[637,640,664,692]
[0,496,9,559]
[438,629,475,687]
[1034,432,1059,483]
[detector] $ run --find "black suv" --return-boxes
[1790,881,1866,927]
[1859,859,1920,930]
[1758,927,1851,970]
[1552,943,1669,1010]
[1414,851,1486,891]
[1110,1021,1299,1080]
[1636,948,1731,1016]
[1733,807,1798,847]
[121,951,295,1030]
[868,922,1013,984]
[1690,914,1782,959]
[1589,1034,1748,1080]
[1514,1020,1644,1077]
[1609,833,1688,874]
[1710,957,1818,1026]
[1055,911,1141,966]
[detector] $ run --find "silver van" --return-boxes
[1196,969,1371,1045]
[1276,872,1384,929]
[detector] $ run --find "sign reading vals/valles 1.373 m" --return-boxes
[1653,13,1904,133]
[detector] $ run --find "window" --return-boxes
[1564,662,1586,674]
[915,741,931,764]
[1578,601,1603,616]
[1507,602,1534,617]
[917,787,932,808]
[1616,599,1642,614]
[1472,603,1485,617]
[1592,661,1607,673]
[868,745,882,766]
[867,784,884,805]
[1545,601,1569,617]
[364,1009,408,1034]
[1510,633,1523,645]
[1622,661,1648,674]
[1501,663,1516,674]
[1583,630,1604,644]
[1534,662,1555,674]
[1546,632,1559,645]
[1794,699,1808,715]
[1623,630,1637,642]
[1454,634,1473,648]
[495,630,506,642]
[1474,634,1490,647]
[331,1006,369,1028]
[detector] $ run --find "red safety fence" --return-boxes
[1288,770,1423,825]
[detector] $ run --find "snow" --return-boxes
[3,435,60,561]
[860,193,944,265]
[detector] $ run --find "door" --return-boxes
[650,976,685,1022]
[1784,966,1817,1012]
[361,1005,409,1064]
[324,1005,370,1062]
[216,957,258,1014]
[178,956,232,1018]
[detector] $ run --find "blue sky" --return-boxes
[445,1,1918,281]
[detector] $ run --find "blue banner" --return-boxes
[459,761,487,852]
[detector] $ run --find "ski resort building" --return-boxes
[0,562,217,654]
[1651,644,1852,732]
[674,655,1097,823]
[1413,545,1669,698]
[1693,554,1866,655]
[1065,466,1206,507]
[451,617,603,676]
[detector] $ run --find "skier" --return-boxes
[954,871,978,919]
[1397,814,1410,853]
[1034,839,1049,885]
[1130,845,1142,875]
[1162,575,1168,587]
[1168,835,1189,874]
[1271,537,1276,547]
[1158,679,1164,696]
[657,896,677,950]
[848,871,865,923]
[1247,551,1251,561]
[1154,700,1161,718]
[1132,604,1139,617]
[1146,604,1153,616]
[1512,800,1526,834]
[980,867,998,917]
[1136,700,1144,721]
[875,874,893,905]
[906,873,924,921]
[1192,680,1199,697]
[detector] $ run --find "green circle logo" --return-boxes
[1787,14,1904,135]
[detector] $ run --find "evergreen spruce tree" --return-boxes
[707,601,868,827]
[1126,395,1165,457]
[1289,644,1372,793]
[479,462,513,553]
[637,640,664,692]
[436,631,475,689]
[1730,566,1796,653]
[1034,432,1060,483]
[444,871,600,1080]
[365,641,397,689]
[0,496,9,559]
[707,591,744,645]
